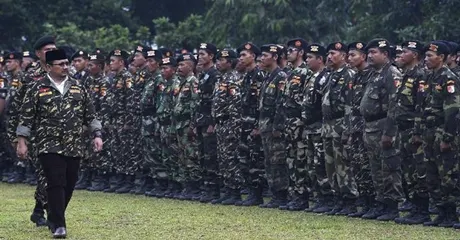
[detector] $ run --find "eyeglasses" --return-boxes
[50,62,70,67]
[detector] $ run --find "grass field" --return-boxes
[0,183,459,240]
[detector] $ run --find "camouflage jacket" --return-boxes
[157,75,181,127]
[107,69,134,124]
[343,66,373,135]
[173,75,199,130]
[274,62,314,131]
[132,67,151,115]
[258,67,287,133]
[302,68,330,133]
[16,75,102,157]
[211,69,241,123]
[360,63,402,137]
[414,66,460,143]
[86,73,110,126]
[240,66,265,130]
[140,69,162,117]
[196,66,221,127]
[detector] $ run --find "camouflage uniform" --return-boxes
[0,72,11,178]
[322,65,358,204]
[275,62,313,201]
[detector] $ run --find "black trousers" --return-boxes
[39,153,80,228]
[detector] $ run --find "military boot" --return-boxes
[305,195,323,212]
[8,166,26,184]
[75,170,92,190]
[221,189,242,205]
[438,204,459,228]
[398,199,414,212]
[259,190,288,209]
[424,205,447,227]
[348,196,372,218]
[199,184,220,203]
[88,172,108,191]
[30,200,47,227]
[210,187,231,204]
[23,165,35,184]
[115,174,135,194]
[336,198,357,216]
[137,176,153,195]
[164,181,182,198]
[130,172,145,195]
[154,179,169,198]
[104,174,124,193]
[287,193,309,211]
[362,201,386,219]
[236,186,264,206]
[395,196,430,225]
[376,199,400,221]
[325,197,343,215]
[1,166,12,182]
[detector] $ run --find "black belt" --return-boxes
[364,113,387,123]
[397,120,414,131]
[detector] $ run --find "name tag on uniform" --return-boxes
[70,89,81,94]
[39,91,53,97]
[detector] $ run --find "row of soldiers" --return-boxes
[1,35,460,229]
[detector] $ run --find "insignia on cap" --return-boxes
[136,46,143,52]
[96,49,101,54]
[408,42,417,48]
[165,52,171,57]
[295,40,302,47]
[200,43,207,49]
[269,46,278,52]
[335,43,342,50]
[183,54,191,60]
[114,50,121,56]
[245,44,251,50]
[23,51,30,57]
[429,44,438,52]
[356,43,363,49]
[221,51,229,57]
[90,55,97,60]
[147,50,156,57]
[396,45,403,51]
[378,41,387,47]
[181,49,188,54]
[79,51,83,55]
[0,57,3,62]
[162,58,170,64]
[310,46,319,52]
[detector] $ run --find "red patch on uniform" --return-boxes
[39,88,50,92]
[348,82,353,89]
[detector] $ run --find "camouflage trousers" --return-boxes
[323,136,358,199]
[216,120,243,190]
[305,131,332,197]
[285,123,309,196]
[346,132,374,197]
[397,128,428,199]
[35,160,48,207]
[176,127,201,183]
[89,126,113,174]
[423,127,459,207]
[160,124,182,183]
[111,116,125,174]
[237,124,265,189]
[363,120,404,203]
[261,132,289,192]
[197,126,219,187]
[123,115,143,175]
[142,116,166,180]
[0,129,15,171]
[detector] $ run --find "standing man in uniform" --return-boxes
[276,38,314,211]
[16,49,103,238]
[360,38,404,221]
[321,42,358,215]
[21,51,38,71]
[258,44,289,208]
[70,51,89,82]
[195,43,221,202]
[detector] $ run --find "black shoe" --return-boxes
[325,197,344,215]
[30,212,47,227]
[438,205,459,228]
[104,174,124,193]
[398,199,414,212]
[429,203,440,214]
[259,190,287,209]
[336,200,357,216]
[87,173,102,191]
[88,173,110,191]
[362,202,385,219]
[199,185,220,203]
[164,182,182,198]
[75,171,92,190]
[312,197,335,213]
[53,227,67,239]
[395,197,430,225]
[288,199,309,211]
[453,222,460,229]
[221,190,242,205]
[8,168,25,184]
[210,194,230,205]
[236,187,263,206]
[115,175,135,194]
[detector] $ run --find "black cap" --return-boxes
[159,48,174,58]
[134,45,151,58]
[89,52,106,61]
[327,42,348,52]
[286,38,308,51]
[237,42,261,56]
[347,42,366,53]
[23,51,38,60]
[109,49,130,60]
[145,49,162,61]
[447,41,459,55]
[45,49,68,62]
[260,44,280,55]
[425,41,450,55]
[159,57,177,67]
[364,38,391,52]
[4,52,22,61]
[216,49,238,59]
[401,40,424,53]
[71,50,89,60]
[33,35,56,50]
[198,43,217,55]
[177,53,197,64]
[306,44,327,57]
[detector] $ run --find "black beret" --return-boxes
[159,57,177,67]
[425,41,450,55]
[198,43,217,55]
[109,49,130,60]
[457,43,460,54]
[327,42,348,52]
[306,44,327,57]
[134,45,151,58]
[177,53,197,64]
[401,40,424,53]
[260,44,281,55]
[59,45,76,60]
[145,49,162,61]
[394,45,403,53]
[216,49,238,59]
[159,48,174,58]
[89,52,106,61]
[347,42,366,52]
[23,51,38,60]
[364,38,391,52]
[71,50,89,60]
[45,49,67,62]
[4,52,22,61]
[237,42,261,56]
[286,38,308,51]
[33,35,56,50]
[447,41,459,55]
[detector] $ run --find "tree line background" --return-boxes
[1,0,459,52]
